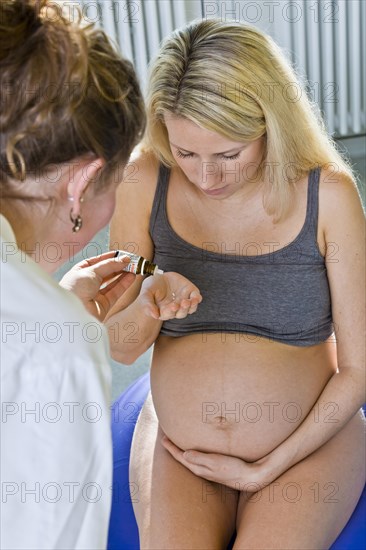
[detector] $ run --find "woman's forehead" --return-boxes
[163,115,249,152]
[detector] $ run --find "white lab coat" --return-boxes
[1,215,113,549]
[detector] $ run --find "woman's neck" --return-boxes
[1,206,67,274]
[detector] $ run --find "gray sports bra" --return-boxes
[150,164,334,347]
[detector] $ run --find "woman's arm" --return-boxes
[104,151,201,365]
[105,151,163,363]
[106,271,201,364]
[259,170,366,478]
[162,170,366,489]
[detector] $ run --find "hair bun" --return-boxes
[0,1,43,59]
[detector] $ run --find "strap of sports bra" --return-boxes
[305,166,321,239]
[149,163,171,236]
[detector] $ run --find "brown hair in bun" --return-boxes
[0,0,145,199]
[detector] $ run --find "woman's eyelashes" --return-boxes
[221,152,241,160]
[175,150,193,159]
[175,150,241,160]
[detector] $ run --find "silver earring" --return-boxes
[70,209,83,233]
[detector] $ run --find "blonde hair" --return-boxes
[145,18,358,223]
[0,0,145,200]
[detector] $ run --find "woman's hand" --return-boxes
[161,436,275,492]
[138,271,202,320]
[59,251,136,321]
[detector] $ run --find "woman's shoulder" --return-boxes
[318,165,365,245]
[123,145,162,197]
[318,165,364,213]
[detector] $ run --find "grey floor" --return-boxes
[55,136,365,403]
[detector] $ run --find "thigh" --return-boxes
[129,392,238,550]
[234,409,366,550]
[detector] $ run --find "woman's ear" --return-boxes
[67,157,105,215]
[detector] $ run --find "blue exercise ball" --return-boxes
[107,373,366,550]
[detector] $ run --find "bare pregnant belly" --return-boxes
[150,333,338,462]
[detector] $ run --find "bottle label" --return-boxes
[123,260,139,274]
[116,251,140,274]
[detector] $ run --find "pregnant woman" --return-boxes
[106,19,365,549]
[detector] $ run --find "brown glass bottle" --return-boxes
[114,250,164,276]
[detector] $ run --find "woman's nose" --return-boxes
[199,161,221,189]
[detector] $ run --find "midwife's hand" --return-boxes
[138,272,202,321]
[59,251,135,321]
[161,436,275,492]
